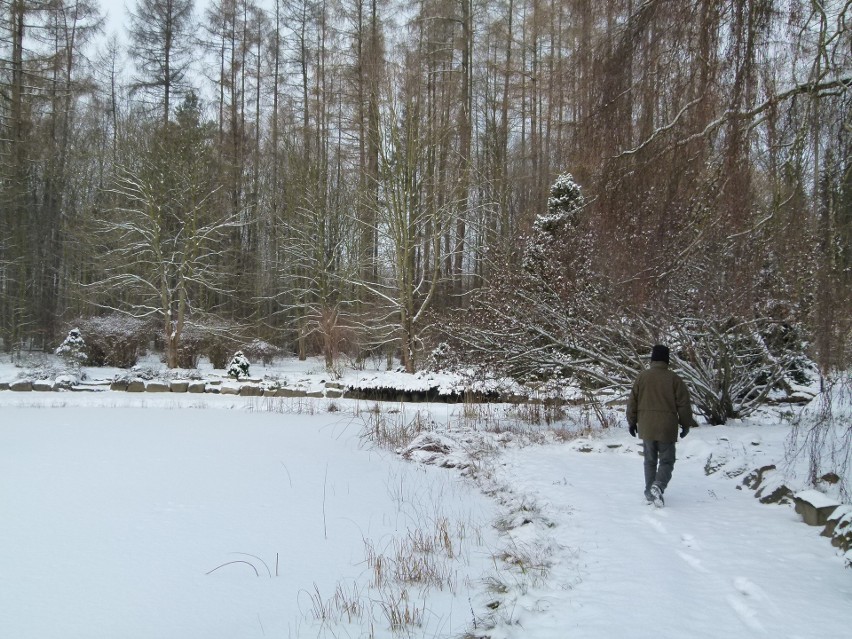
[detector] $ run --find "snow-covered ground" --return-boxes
[0,399,500,639]
[482,428,851,638]
[1,355,850,638]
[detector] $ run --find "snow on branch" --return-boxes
[615,77,852,159]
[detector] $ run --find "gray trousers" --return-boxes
[643,440,676,492]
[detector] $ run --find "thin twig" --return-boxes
[231,552,272,578]
[205,560,260,577]
[323,462,329,540]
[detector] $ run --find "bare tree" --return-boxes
[89,96,240,367]
[273,185,361,371]
[128,0,195,126]
[354,67,462,371]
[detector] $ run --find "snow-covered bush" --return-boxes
[227,351,250,379]
[129,365,158,381]
[55,328,87,365]
[54,374,79,389]
[207,338,235,370]
[204,322,243,369]
[428,342,453,372]
[671,317,808,425]
[72,315,149,368]
[442,289,808,424]
[177,320,243,369]
[173,325,203,369]
[242,339,279,366]
[438,173,810,423]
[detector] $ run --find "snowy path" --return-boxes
[489,435,851,638]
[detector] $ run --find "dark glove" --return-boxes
[628,424,637,438]
[680,427,689,439]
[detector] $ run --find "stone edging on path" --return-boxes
[0,377,513,404]
[738,464,852,566]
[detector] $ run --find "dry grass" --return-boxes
[306,477,486,635]
[363,515,461,593]
[505,400,566,426]
[248,395,319,414]
[496,540,552,587]
[305,581,367,626]
[242,391,607,636]
[358,407,434,450]
[377,587,424,630]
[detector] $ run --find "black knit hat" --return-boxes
[651,344,670,363]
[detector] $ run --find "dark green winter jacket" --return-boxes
[626,361,698,443]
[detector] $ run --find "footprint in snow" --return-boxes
[676,550,708,574]
[733,577,779,613]
[642,514,667,534]
[680,533,700,550]
[733,577,763,598]
[726,577,780,634]
[727,593,765,633]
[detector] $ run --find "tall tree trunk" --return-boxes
[452,0,473,298]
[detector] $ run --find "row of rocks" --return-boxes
[703,450,850,565]
[2,379,70,392]
[0,378,348,398]
[109,378,350,398]
[1,378,518,403]
[739,464,852,566]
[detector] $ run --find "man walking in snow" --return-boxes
[626,344,698,507]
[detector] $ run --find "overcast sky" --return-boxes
[100,0,129,38]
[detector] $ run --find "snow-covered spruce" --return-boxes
[535,172,584,233]
[226,350,250,379]
[54,328,87,364]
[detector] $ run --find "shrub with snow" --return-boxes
[227,351,250,379]
[242,339,279,366]
[428,342,453,371]
[173,326,203,369]
[73,315,149,368]
[177,321,241,369]
[178,320,243,369]
[54,374,79,389]
[55,328,87,365]
[671,316,811,425]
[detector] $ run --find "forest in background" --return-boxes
[1,0,850,377]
